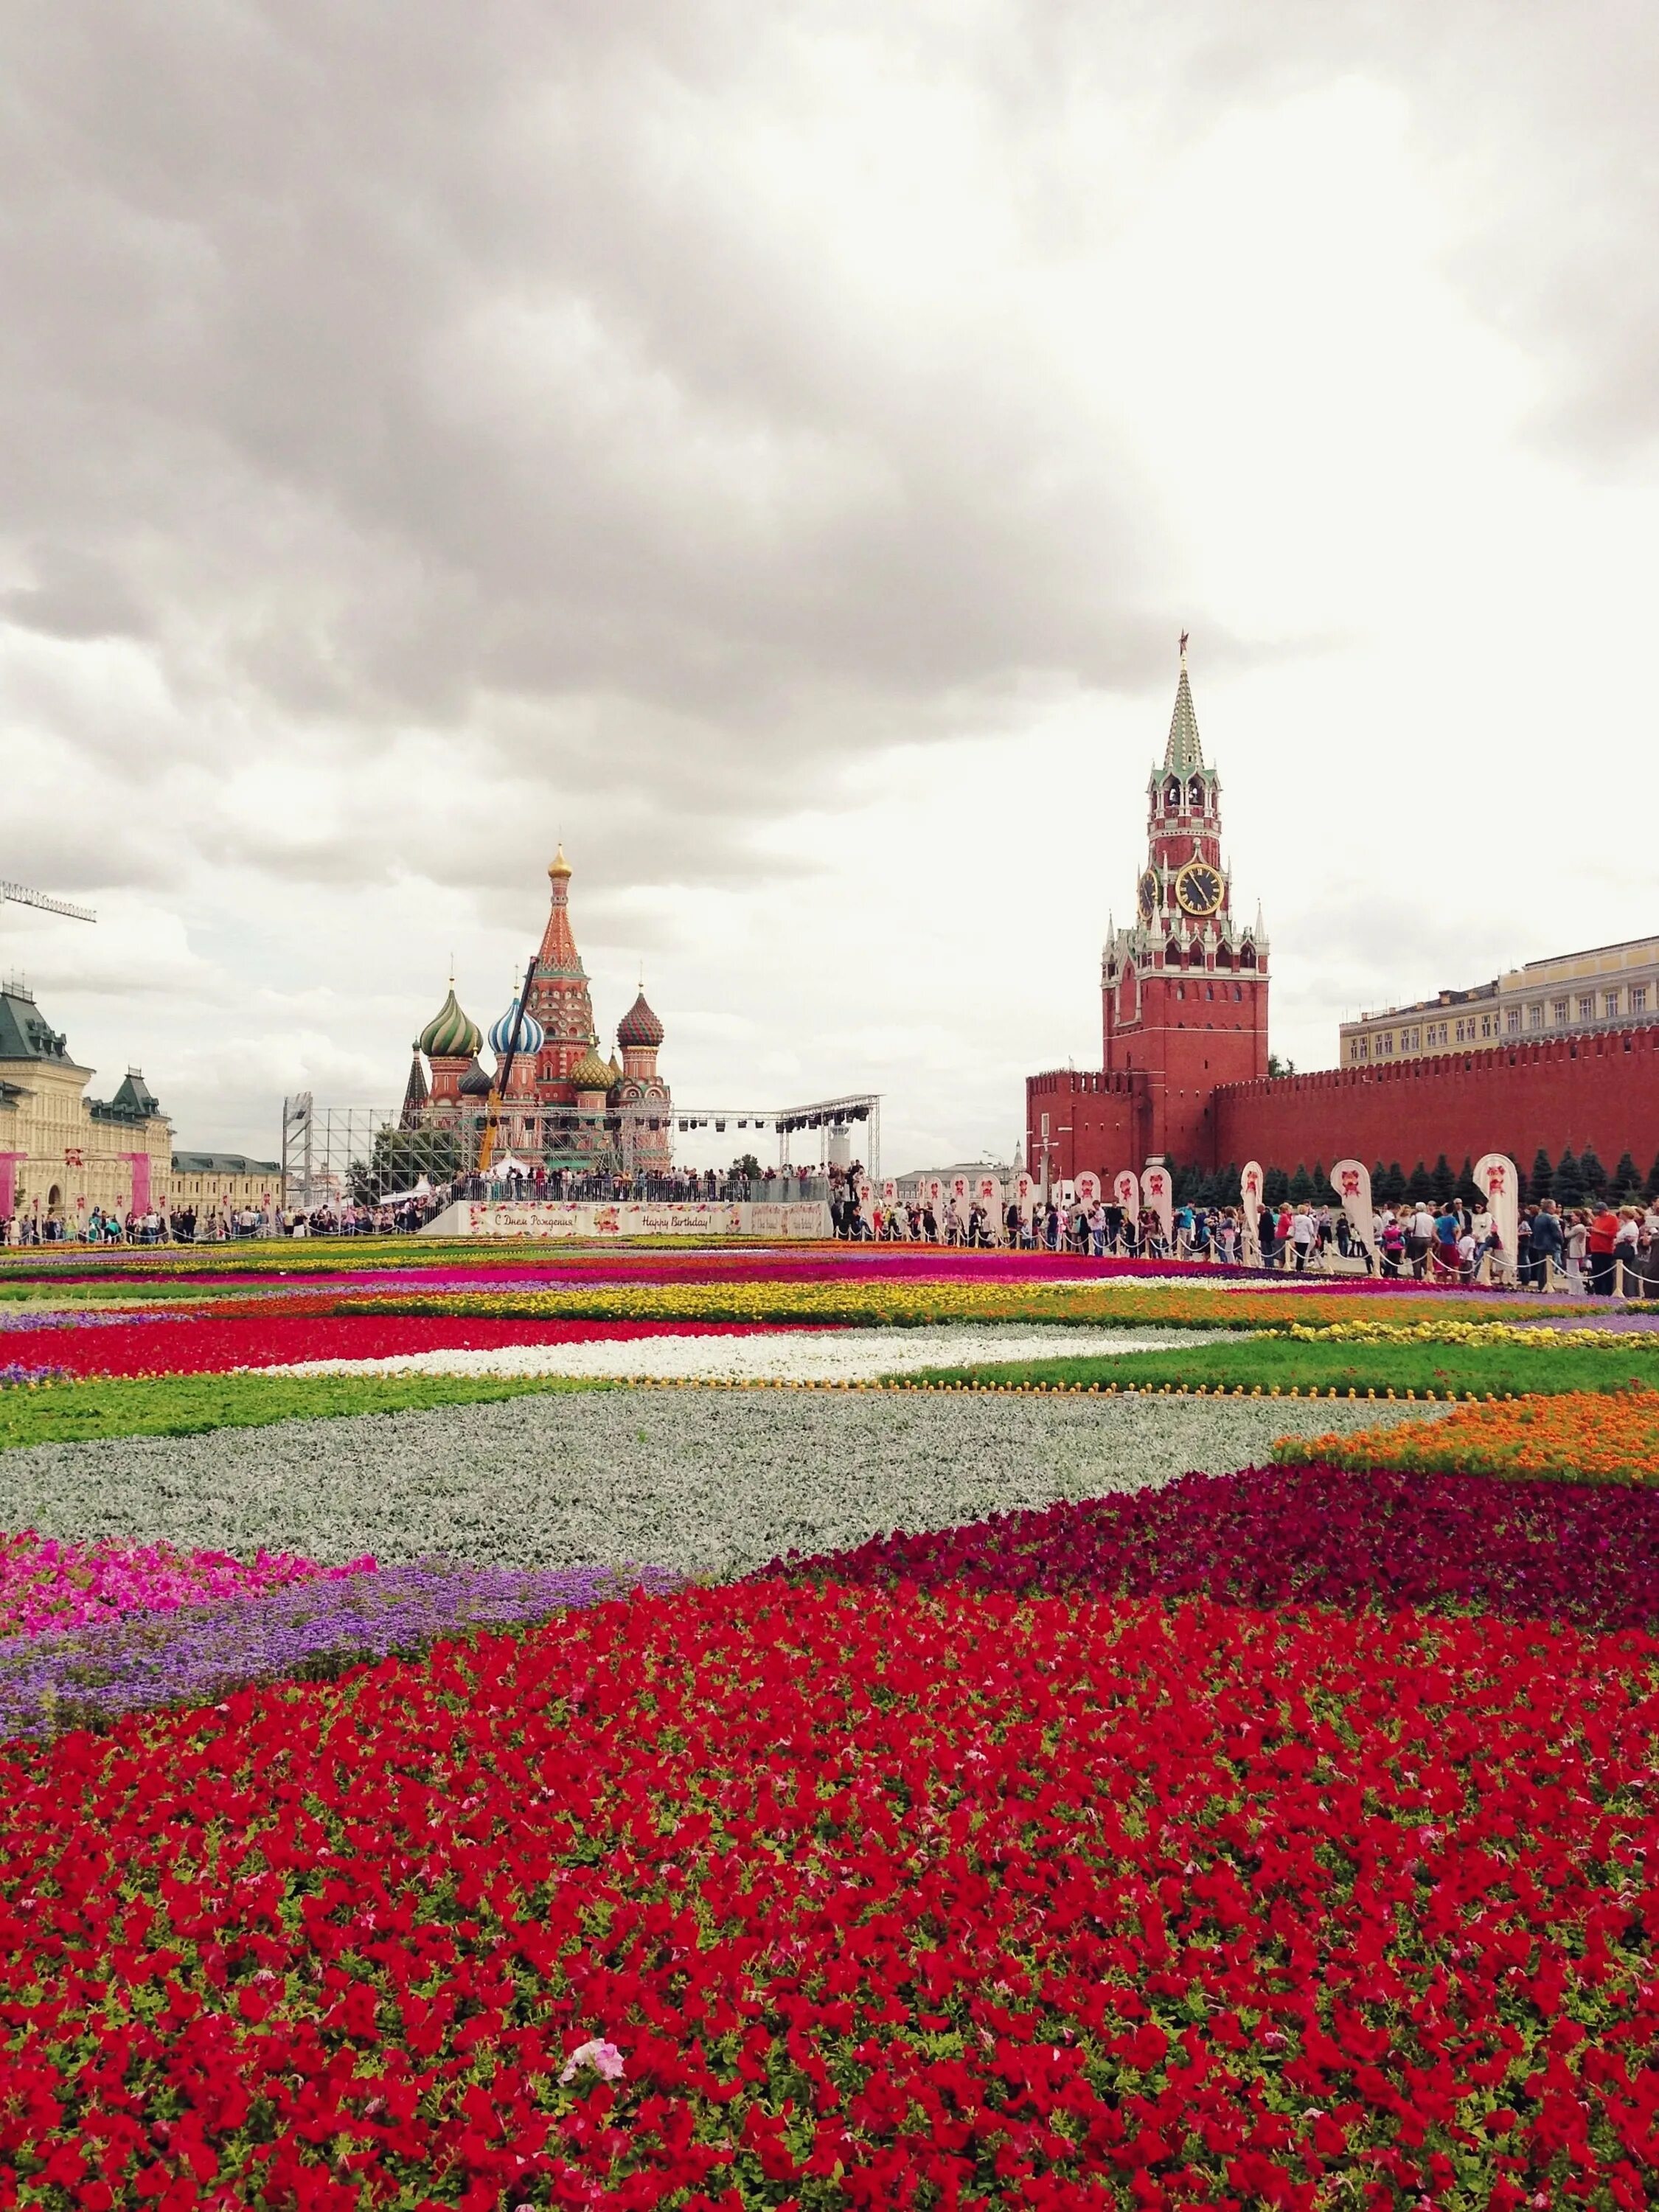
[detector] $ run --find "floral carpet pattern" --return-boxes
[0,1237,1653,2208]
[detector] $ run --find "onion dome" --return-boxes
[616,989,664,1048]
[417,984,482,1060]
[570,1043,614,1091]
[548,843,572,881]
[608,1052,622,1086]
[488,996,546,1059]
[458,1058,493,1098]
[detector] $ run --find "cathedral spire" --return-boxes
[1164,633,1204,776]
[536,845,585,979]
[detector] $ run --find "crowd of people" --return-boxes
[7,1166,1657,1293]
[832,1186,1659,1293]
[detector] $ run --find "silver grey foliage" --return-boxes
[0,1388,1442,1578]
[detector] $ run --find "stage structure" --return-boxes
[282,1091,881,1208]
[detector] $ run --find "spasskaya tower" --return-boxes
[1099,636,1269,1164]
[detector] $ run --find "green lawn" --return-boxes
[892,1336,1659,1399]
[0,1370,615,1453]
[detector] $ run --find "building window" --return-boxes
[1554,998,1568,1023]
[1579,995,1594,1020]
[1528,1004,1543,1029]
[1506,1008,1520,1034]
[1633,986,1649,1012]
[1605,991,1620,1019]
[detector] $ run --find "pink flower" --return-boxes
[559,2037,625,2085]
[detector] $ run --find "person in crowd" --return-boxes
[1289,1204,1317,1271]
[1433,1202,1460,1280]
[1585,1199,1621,1296]
[1526,1200,1564,1290]
[1628,1212,1655,1292]
[1404,1200,1436,1279]
[1379,1211,1406,1278]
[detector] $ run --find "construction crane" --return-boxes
[1,881,97,925]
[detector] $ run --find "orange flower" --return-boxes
[1276,1389,1659,1486]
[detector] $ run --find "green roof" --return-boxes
[1164,658,1206,776]
[171,1152,281,1175]
[110,1068,161,1117]
[0,984,78,1066]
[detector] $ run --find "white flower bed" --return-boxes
[0,1388,1442,1578]
[259,1323,1219,1385]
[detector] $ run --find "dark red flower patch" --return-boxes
[773,1464,1659,1631]
[0,1582,1654,2206]
[0,1314,815,1378]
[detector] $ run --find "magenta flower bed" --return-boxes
[0,1531,375,1638]
[771,1465,1659,1630]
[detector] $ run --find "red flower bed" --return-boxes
[771,1465,1659,1632]
[0,1315,808,1379]
[1,1582,1653,2207]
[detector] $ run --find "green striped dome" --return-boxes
[417,985,482,1060]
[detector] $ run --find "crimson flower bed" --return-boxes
[771,1466,1659,1631]
[0,1582,1652,2208]
[0,1315,812,1380]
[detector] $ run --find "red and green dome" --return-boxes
[616,990,664,1048]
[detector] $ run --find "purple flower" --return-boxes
[2,1559,682,1738]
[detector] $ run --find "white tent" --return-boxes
[379,1175,435,1205]
[491,1155,532,1178]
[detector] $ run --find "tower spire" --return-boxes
[1164,633,1203,775]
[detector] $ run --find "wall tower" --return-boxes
[1100,638,1269,1166]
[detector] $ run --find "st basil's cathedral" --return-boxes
[400,846,672,1174]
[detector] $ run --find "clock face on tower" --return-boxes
[1175,863,1222,917]
[1136,869,1158,919]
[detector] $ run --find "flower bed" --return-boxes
[264,1321,1214,1384]
[771,1464,1659,1629]
[1276,1388,1659,1487]
[0,1388,1433,1573]
[0,1582,1652,2205]
[0,1312,810,1380]
[0,1531,369,1637]
[1,1559,678,1737]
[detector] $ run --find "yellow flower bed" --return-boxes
[355,1281,1567,1333]
[1275,1389,1659,1486]
[1286,1319,1658,1353]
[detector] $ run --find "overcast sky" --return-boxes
[1,1,1655,1175]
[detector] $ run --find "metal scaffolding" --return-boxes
[281,1090,882,1206]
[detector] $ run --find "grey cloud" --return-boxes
[0,0,1651,928]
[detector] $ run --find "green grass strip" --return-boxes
[889,1338,1659,1398]
[0,1370,617,1453]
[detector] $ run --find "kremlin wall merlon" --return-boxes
[1026,649,1659,1184]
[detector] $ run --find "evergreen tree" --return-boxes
[1430,1152,1456,1205]
[1406,1159,1434,1203]
[1310,1160,1326,1202]
[1289,1162,1313,1203]
[1646,1152,1659,1203]
[1579,1145,1608,1201]
[1371,1162,1389,1202]
[1528,1147,1554,1205]
[1382,1161,1407,1203]
[1456,1155,1481,1207]
[1217,1162,1241,1205]
[1263,1165,1290,1206]
[1552,1147,1585,1208]
[1610,1151,1642,1203]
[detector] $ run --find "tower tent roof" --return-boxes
[1163,645,1205,776]
[535,844,587,980]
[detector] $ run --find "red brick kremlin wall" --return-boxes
[1028,1026,1659,1183]
[1214,1025,1659,1175]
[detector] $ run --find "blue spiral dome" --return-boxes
[488,997,545,1059]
